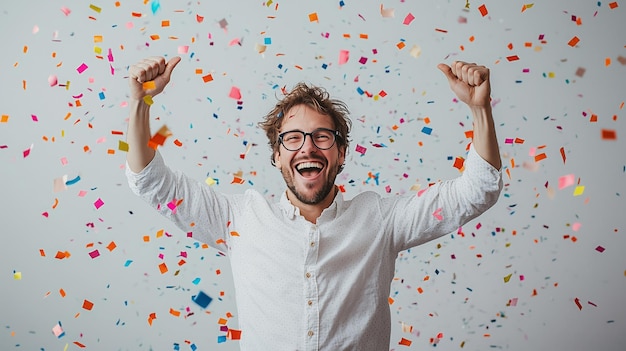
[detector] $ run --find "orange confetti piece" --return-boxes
[568,36,580,47]
[158,262,168,274]
[142,81,156,90]
[609,2,619,9]
[534,153,547,162]
[399,337,412,346]
[230,231,240,237]
[202,74,213,83]
[170,308,181,317]
[82,299,94,310]
[161,20,170,27]
[148,312,157,325]
[308,12,318,22]
[605,57,611,66]
[59,288,66,297]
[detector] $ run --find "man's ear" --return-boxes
[273,150,281,168]
[338,146,346,165]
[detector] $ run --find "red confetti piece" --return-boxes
[506,55,520,62]
[478,4,488,16]
[574,297,582,310]
[595,245,605,253]
[601,129,617,140]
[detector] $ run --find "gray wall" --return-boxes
[2,1,624,350]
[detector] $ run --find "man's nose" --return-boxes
[300,133,317,152]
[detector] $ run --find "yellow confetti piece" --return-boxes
[573,185,585,196]
[205,177,216,186]
[143,95,154,105]
[13,271,22,280]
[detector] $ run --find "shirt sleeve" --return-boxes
[125,151,232,252]
[385,144,503,252]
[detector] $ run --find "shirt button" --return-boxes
[305,272,311,278]
[308,330,314,337]
[307,300,313,306]
[310,241,315,247]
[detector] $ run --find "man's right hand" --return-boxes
[128,56,181,101]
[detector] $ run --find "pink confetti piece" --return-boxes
[23,144,33,158]
[48,75,58,86]
[93,198,104,209]
[359,56,368,64]
[558,174,575,189]
[403,13,415,25]
[339,49,350,65]
[31,114,39,122]
[178,45,189,54]
[107,48,114,62]
[60,7,71,16]
[595,245,605,253]
[76,63,88,74]
[89,249,100,259]
[52,322,65,338]
[432,208,443,221]
[355,144,367,155]
[228,86,242,100]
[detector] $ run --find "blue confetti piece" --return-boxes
[124,260,133,267]
[98,92,105,100]
[356,87,364,95]
[421,126,432,135]
[65,175,81,186]
[151,0,161,14]
[192,290,213,308]
[217,335,227,343]
[264,37,272,45]
[192,277,201,285]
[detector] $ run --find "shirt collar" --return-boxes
[279,186,343,221]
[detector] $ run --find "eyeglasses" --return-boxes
[278,128,339,151]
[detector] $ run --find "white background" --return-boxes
[1,0,625,350]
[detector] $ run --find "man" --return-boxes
[126,56,502,350]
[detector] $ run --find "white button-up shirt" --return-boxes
[126,145,502,350]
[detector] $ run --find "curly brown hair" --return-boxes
[258,82,352,172]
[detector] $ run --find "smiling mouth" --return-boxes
[296,161,324,178]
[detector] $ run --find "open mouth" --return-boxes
[295,161,324,178]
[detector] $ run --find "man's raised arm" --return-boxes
[126,56,181,173]
[438,61,501,170]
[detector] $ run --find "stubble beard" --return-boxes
[282,163,339,205]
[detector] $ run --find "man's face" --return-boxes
[274,104,345,206]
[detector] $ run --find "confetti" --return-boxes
[192,290,213,308]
